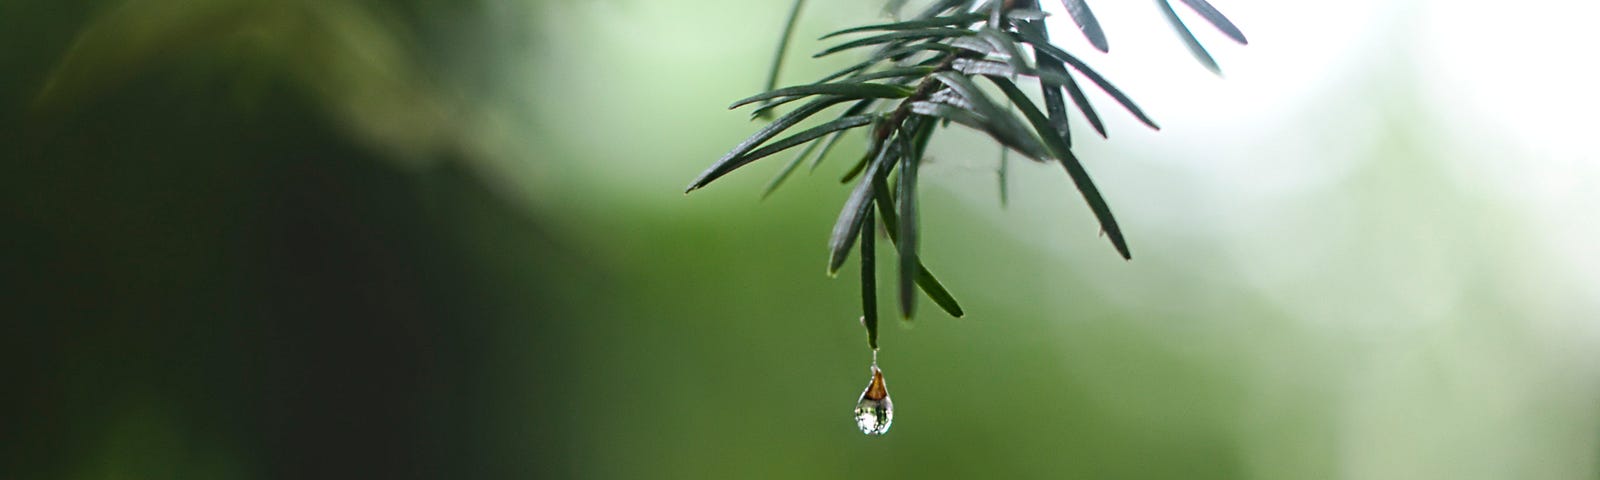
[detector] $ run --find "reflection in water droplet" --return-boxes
[854,363,893,436]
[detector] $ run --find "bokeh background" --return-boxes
[3,0,1598,478]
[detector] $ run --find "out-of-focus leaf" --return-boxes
[884,0,912,18]
[37,1,463,162]
[989,77,1132,260]
[35,1,256,113]
[1059,68,1105,137]
[820,13,985,39]
[735,115,874,172]
[802,98,879,172]
[1156,0,1219,74]
[810,128,850,172]
[849,66,938,82]
[1056,147,1131,259]
[929,72,1046,157]
[758,0,808,120]
[1017,30,1160,130]
[1061,0,1109,52]
[829,138,898,274]
[912,263,964,318]
[999,141,1011,205]
[869,175,964,318]
[729,83,913,110]
[688,96,854,192]
[814,28,975,58]
[840,149,872,184]
[764,98,879,194]
[998,89,1013,206]
[860,207,879,348]
[753,85,879,124]
[895,126,920,319]
[990,79,1073,166]
[810,42,961,87]
[1017,20,1075,146]
[909,101,1049,161]
[1178,0,1248,44]
[762,134,826,199]
[1039,81,1074,146]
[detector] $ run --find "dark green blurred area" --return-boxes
[2,1,578,477]
[3,1,1597,479]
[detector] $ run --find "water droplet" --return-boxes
[854,363,893,436]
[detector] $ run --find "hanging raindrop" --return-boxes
[853,354,893,436]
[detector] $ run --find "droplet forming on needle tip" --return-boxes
[854,365,893,436]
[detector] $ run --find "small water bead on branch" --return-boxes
[853,353,893,436]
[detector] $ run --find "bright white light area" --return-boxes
[1415,0,1600,319]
